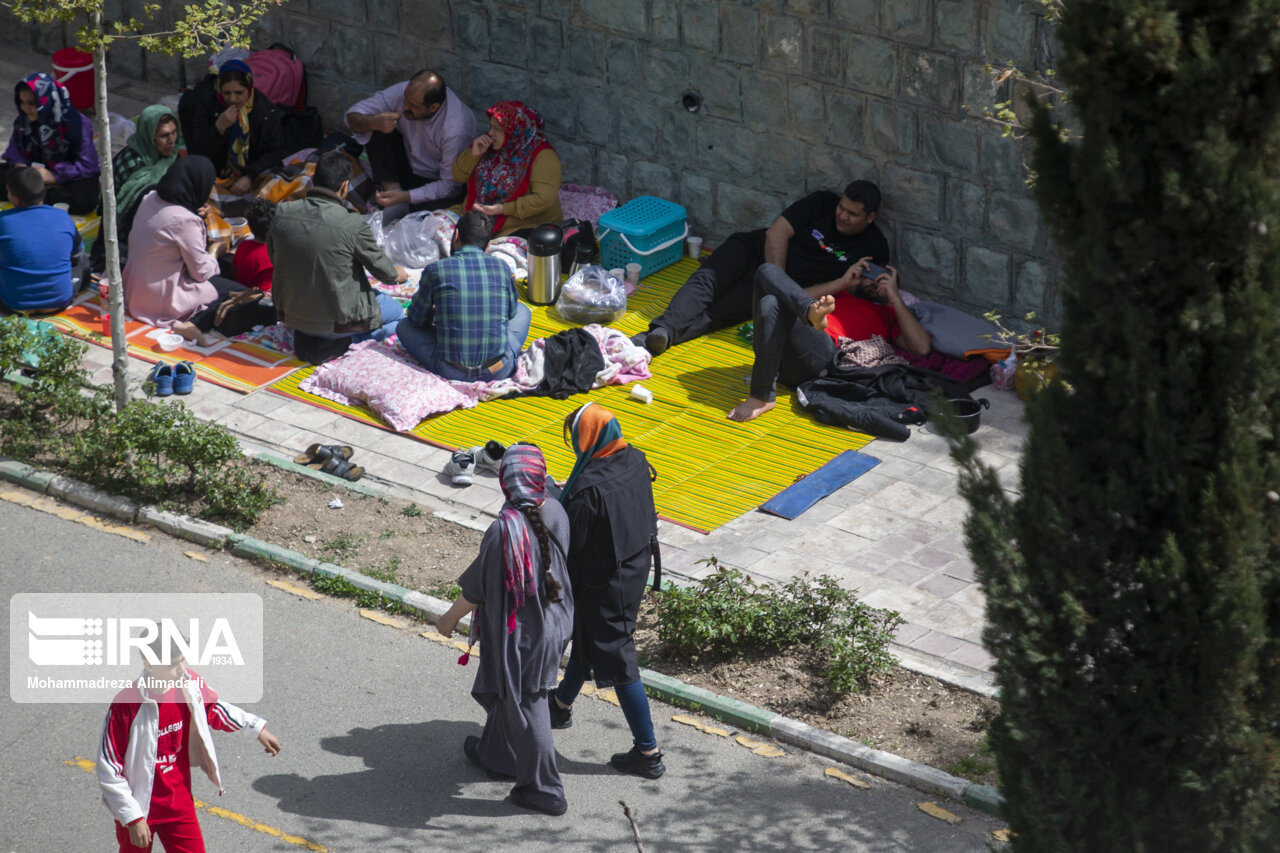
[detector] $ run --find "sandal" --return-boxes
[309,454,365,482]
[293,443,355,465]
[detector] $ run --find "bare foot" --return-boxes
[807,295,836,330]
[727,397,775,422]
[172,321,211,348]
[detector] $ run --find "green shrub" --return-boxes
[65,400,276,527]
[654,560,902,694]
[0,317,110,460]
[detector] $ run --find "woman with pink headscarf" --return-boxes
[451,100,563,237]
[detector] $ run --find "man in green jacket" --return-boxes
[269,151,407,365]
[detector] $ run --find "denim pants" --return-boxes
[397,302,532,382]
[748,263,836,402]
[555,651,658,752]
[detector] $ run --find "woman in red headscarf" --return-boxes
[451,100,563,237]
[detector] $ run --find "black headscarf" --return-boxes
[155,155,215,214]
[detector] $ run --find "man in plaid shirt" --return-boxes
[398,210,531,381]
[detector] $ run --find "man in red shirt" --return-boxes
[97,650,281,852]
[727,259,931,422]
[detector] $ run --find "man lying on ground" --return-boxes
[633,179,890,356]
[727,260,931,423]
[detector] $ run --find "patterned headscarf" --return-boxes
[114,105,181,222]
[12,73,79,165]
[498,444,548,633]
[216,60,255,177]
[472,100,548,206]
[560,403,627,499]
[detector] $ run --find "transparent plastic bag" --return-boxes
[555,264,627,325]
[382,211,441,268]
[365,209,387,245]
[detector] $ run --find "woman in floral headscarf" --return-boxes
[436,443,574,816]
[1,72,100,214]
[451,100,563,237]
[178,59,285,195]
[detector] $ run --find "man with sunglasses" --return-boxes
[632,180,890,356]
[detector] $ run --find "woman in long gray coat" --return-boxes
[436,443,575,815]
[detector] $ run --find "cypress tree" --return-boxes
[954,1,1280,848]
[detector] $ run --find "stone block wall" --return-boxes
[4,0,1060,321]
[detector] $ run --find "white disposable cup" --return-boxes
[686,236,703,258]
[609,268,625,281]
[625,262,642,285]
[52,202,70,212]
[630,384,653,403]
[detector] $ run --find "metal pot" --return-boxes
[527,224,564,305]
[949,398,990,434]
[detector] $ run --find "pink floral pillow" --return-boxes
[299,340,475,431]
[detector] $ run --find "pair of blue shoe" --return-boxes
[150,361,195,397]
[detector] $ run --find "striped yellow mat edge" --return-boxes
[269,257,875,532]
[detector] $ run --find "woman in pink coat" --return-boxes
[123,156,271,345]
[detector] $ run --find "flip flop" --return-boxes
[149,362,174,397]
[293,444,356,465]
[309,454,365,482]
[173,361,196,395]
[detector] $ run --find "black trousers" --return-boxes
[363,129,464,218]
[647,231,763,345]
[0,163,99,215]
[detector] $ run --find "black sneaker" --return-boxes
[610,746,666,779]
[644,326,670,357]
[548,697,572,730]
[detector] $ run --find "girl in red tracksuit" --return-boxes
[97,658,281,852]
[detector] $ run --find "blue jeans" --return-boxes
[555,651,658,752]
[397,302,532,382]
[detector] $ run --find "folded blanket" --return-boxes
[909,300,1008,359]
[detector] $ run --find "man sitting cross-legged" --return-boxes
[397,210,531,382]
[727,260,931,423]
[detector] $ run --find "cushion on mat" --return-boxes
[299,340,476,431]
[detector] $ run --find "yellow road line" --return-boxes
[266,579,323,600]
[64,757,329,851]
[1,490,150,543]
[360,608,408,628]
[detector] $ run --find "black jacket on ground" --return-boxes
[796,363,977,441]
[562,445,657,687]
[179,76,285,179]
[537,328,605,398]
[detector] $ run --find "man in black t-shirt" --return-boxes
[632,180,890,355]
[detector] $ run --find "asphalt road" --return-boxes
[0,493,1005,851]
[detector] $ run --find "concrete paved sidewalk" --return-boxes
[3,45,1026,695]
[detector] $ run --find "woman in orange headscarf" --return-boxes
[451,100,563,237]
[548,404,666,779]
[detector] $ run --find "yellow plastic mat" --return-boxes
[268,257,874,531]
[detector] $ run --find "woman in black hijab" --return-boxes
[123,156,273,344]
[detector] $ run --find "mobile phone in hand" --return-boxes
[862,262,889,281]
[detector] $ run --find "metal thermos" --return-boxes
[566,242,595,279]
[527,224,564,305]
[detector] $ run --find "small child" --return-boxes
[231,197,276,292]
[97,639,281,852]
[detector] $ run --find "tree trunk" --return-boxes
[90,11,128,412]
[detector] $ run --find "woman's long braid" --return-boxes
[520,504,562,603]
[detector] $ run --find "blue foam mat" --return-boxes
[760,450,880,519]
